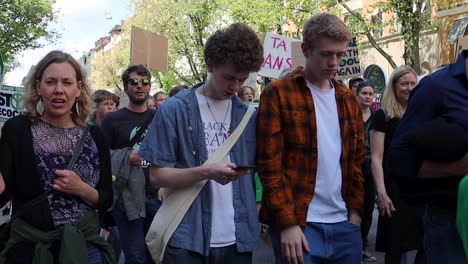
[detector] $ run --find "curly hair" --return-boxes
[303,13,352,49]
[121,64,151,91]
[23,50,91,127]
[204,23,264,72]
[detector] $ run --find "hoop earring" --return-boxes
[36,96,44,116]
[74,98,80,116]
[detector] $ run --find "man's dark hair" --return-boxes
[169,85,188,97]
[121,64,151,91]
[349,77,364,90]
[356,81,375,94]
[204,23,264,72]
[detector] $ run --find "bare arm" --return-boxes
[417,152,468,178]
[370,130,395,217]
[149,161,250,189]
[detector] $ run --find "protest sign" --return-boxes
[0,85,24,126]
[335,37,361,80]
[258,33,301,79]
[130,26,169,72]
[261,34,361,80]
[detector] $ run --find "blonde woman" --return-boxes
[370,66,425,263]
[0,50,114,263]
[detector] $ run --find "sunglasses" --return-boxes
[128,78,150,86]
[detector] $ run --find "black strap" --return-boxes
[128,113,153,148]
[10,125,91,220]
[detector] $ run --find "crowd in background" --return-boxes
[0,12,466,264]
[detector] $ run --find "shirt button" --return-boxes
[188,126,193,131]
[192,150,196,155]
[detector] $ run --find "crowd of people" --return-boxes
[0,12,466,264]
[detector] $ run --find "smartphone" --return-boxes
[232,165,256,171]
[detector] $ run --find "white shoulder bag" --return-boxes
[146,106,255,263]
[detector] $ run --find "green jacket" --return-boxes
[457,175,468,256]
[0,211,115,264]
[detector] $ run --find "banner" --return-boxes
[0,85,24,126]
[130,26,169,73]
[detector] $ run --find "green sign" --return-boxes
[0,85,24,126]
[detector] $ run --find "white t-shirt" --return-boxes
[196,91,236,247]
[306,81,348,223]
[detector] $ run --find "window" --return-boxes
[363,64,386,94]
[371,12,383,38]
[447,16,468,44]
[394,13,402,34]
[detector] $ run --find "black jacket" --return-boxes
[0,115,113,231]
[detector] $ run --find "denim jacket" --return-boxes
[139,83,259,256]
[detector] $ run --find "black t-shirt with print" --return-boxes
[101,107,156,196]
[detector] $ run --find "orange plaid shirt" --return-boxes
[256,67,365,230]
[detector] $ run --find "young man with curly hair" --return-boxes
[257,13,365,264]
[139,23,264,263]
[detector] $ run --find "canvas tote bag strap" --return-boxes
[146,106,255,263]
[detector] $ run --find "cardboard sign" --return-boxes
[290,41,305,69]
[456,36,468,56]
[0,85,24,126]
[258,33,301,79]
[130,26,169,72]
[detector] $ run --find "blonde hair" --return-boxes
[303,13,352,48]
[381,66,417,119]
[23,50,91,127]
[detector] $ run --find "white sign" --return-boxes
[259,34,361,81]
[258,33,301,79]
[0,85,24,126]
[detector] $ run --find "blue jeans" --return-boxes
[163,244,252,264]
[271,221,361,264]
[112,206,147,264]
[423,205,467,264]
[88,243,103,264]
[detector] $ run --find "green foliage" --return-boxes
[335,0,448,73]
[227,0,285,34]
[0,0,59,67]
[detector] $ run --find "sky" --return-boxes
[4,0,131,86]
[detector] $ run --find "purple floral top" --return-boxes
[32,119,100,226]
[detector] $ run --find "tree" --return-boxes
[124,0,232,88]
[90,49,124,91]
[0,0,59,68]
[335,0,453,74]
